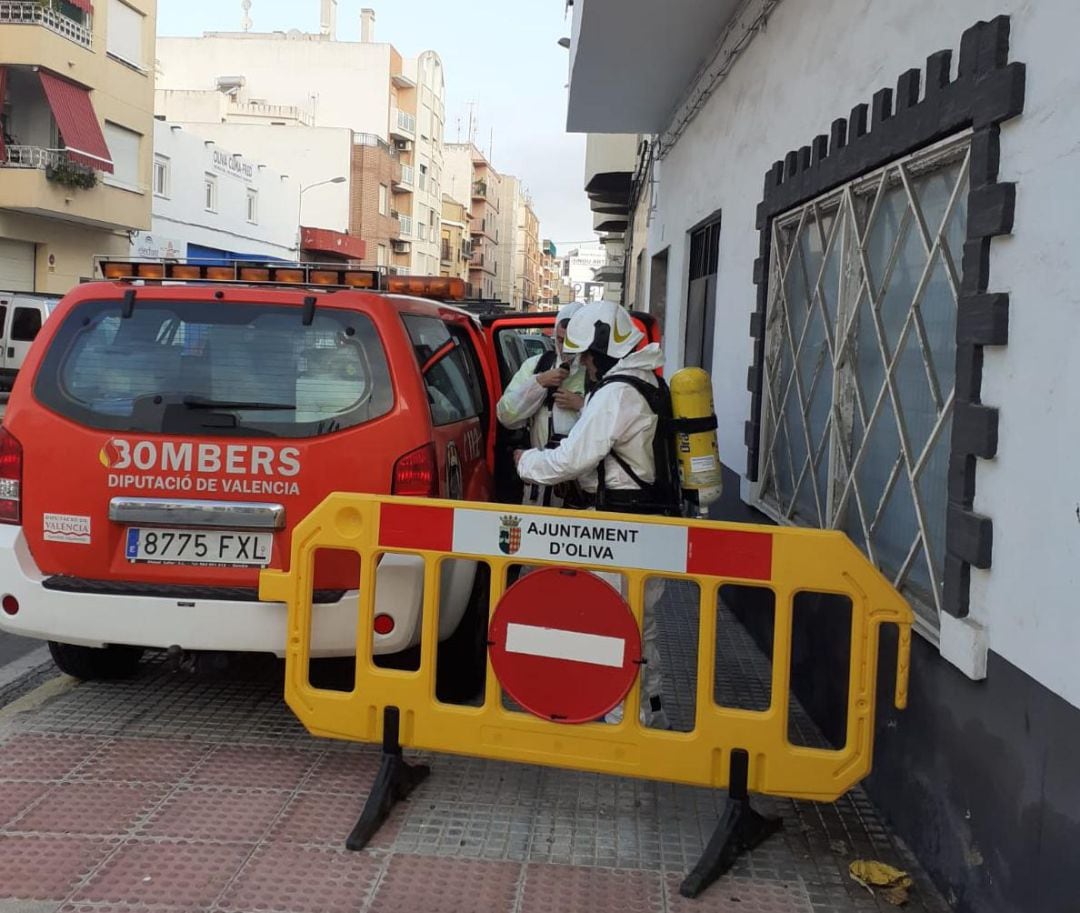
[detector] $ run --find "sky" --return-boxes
[156,0,598,252]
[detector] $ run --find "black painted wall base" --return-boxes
[713,462,1079,913]
[870,635,1080,913]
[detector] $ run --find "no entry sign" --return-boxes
[487,567,642,724]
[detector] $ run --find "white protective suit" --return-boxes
[495,355,586,451]
[497,302,586,506]
[515,342,664,493]
[516,340,670,729]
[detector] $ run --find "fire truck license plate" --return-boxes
[125,528,272,567]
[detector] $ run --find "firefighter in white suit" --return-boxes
[514,300,670,728]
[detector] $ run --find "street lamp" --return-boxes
[295,176,347,255]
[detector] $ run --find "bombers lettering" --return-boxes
[102,440,301,477]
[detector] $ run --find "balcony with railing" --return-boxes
[393,163,414,190]
[353,132,396,154]
[471,180,489,201]
[230,100,315,127]
[440,239,452,263]
[0,1,92,49]
[390,107,416,140]
[4,145,66,170]
[1,139,145,231]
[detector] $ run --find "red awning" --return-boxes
[300,226,367,261]
[68,0,93,12]
[38,71,113,173]
[0,68,7,164]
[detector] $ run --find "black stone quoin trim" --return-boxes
[746,16,1025,619]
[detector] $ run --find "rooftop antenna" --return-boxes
[465,102,476,147]
[488,126,494,163]
[241,0,252,31]
[454,115,462,143]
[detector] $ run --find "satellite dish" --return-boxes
[287,28,302,38]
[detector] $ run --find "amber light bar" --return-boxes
[385,275,467,301]
[96,259,383,290]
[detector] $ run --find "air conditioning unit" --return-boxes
[392,239,410,252]
[394,138,412,151]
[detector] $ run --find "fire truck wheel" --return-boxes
[47,641,144,681]
[435,564,490,704]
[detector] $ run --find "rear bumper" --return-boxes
[0,525,429,657]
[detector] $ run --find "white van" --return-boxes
[0,293,59,391]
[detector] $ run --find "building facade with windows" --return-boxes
[129,121,297,263]
[444,143,500,300]
[439,194,471,282]
[567,2,1076,912]
[155,5,445,276]
[0,0,157,293]
[538,239,560,308]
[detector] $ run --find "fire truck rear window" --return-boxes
[33,299,394,438]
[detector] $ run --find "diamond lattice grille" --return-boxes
[757,136,971,627]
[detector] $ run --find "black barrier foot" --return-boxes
[345,707,429,852]
[679,749,781,899]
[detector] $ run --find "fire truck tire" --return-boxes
[48,641,144,681]
[435,563,490,704]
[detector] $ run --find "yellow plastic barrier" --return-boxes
[260,493,912,896]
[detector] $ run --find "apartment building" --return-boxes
[155,2,445,275]
[516,199,540,310]
[0,0,157,293]
[439,194,471,282]
[444,142,499,300]
[538,239,560,308]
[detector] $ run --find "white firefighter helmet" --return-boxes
[555,300,584,328]
[562,300,643,359]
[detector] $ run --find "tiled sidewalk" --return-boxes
[0,590,949,913]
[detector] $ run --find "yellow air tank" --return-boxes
[669,367,722,516]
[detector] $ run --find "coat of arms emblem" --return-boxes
[498,515,522,555]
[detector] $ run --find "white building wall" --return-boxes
[495,175,521,305]
[153,122,353,235]
[638,0,1080,707]
[442,145,474,212]
[133,121,298,260]
[404,51,447,276]
[155,34,392,136]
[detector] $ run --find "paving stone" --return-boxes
[368,855,521,913]
[71,838,252,909]
[0,834,114,901]
[220,843,383,913]
[11,782,167,836]
[136,787,289,842]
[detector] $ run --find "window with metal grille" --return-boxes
[684,217,720,369]
[754,134,970,630]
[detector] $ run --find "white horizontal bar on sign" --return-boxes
[504,622,625,668]
[451,508,689,574]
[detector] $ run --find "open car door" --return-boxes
[478,309,662,503]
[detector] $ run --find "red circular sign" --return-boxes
[488,568,642,724]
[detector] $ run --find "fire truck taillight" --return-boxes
[391,444,438,498]
[0,428,23,525]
